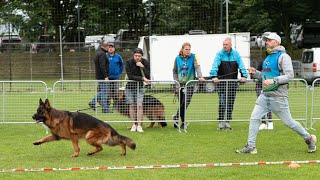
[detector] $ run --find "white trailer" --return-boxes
[138,33,250,91]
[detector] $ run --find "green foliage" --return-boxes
[0,0,318,44]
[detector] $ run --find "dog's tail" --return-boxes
[118,134,136,150]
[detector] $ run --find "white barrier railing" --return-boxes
[0,81,47,123]
[184,79,309,131]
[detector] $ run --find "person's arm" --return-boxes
[141,59,150,79]
[274,53,294,84]
[235,51,248,78]
[118,55,124,75]
[209,52,221,78]
[173,58,178,81]
[194,55,205,81]
[125,60,143,81]
[98,52,109,79]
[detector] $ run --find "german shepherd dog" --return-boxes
[32,98,136,157]
[114,90,167,128]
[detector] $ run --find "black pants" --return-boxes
[217,81,238,123]
[175,86,194,124]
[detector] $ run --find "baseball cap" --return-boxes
[108,42,114,47]
[133,47,143,55]
[263,33,281,44]
[100,41,109,46]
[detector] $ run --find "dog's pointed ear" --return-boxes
[39,98,44,105]
[44,99,51,110]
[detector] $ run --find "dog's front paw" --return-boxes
[33,141,42,145]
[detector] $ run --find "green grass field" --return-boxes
[0,119,320,179]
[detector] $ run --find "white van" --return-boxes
[301,47,320,85]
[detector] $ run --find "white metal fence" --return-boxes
[52,80,179,129]
[311,78,320,129]
[184,79,309,130]
[0,79,313,132]
[0,81,47,123]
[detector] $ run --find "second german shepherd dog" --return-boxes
[32,98,136,157]
[114,90,167,128]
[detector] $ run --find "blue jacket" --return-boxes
[106,53,124,80]
[209,48,248,79]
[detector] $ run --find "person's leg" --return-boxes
[236,95,269,154]
[269,97,310,140]
[218,92,226,121]
[106,82,112,110]
[226,82,237,124]
[98,82,109,112]
[89,82,102,107]
[136,88,145,132]
[247,94,270,147]
[173,88,183,128]
[270,96,316,152]
[179,88,186,123]
[125,89,137,131]
[179,86,194,128]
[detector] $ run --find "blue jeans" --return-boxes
[217,81,237,123]
[247,94,310,147]
[90,82,109,111]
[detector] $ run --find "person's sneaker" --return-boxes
[224,122,232,130]
[173,115,179,128]
[137,126,144,133]
[267,122,273,130]
[130,125,137,132]
[88,102,96,111]
[235,144,257,154]
[306,134,317,153]
[217,122,224,130]
[259,123,268,130]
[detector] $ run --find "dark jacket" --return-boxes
[125,58,150,89]
[94,47,109,80]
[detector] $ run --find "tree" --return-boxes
[229,0,313,51]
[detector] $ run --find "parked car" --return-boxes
[0,33,22,52]
[113,29,140,50]
[301,47,320,85]
[250,36,258,48]
[35,35,55,52]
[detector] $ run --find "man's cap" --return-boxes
[263,33,281,44]
[133,47,143,55]
[108,42,114,47]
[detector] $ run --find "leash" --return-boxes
[76,105,101,112]
[216,71,239,78]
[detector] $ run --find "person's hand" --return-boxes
[263,79,273,88]
[136,62,144,68]
[143,77,150,85]
[212,77,219,83]
[239,77,247,83]
[247,67,256,74]
[198,77,205,81]
[105,77,109,80]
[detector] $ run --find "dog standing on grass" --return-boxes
[114,89,167,128]
[32,98,136,157]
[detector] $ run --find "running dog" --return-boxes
[32,98,136,157]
